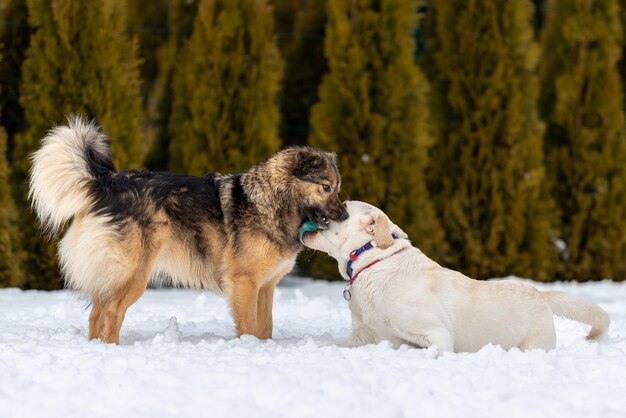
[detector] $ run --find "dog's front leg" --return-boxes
[335,335,372,348]
[229,277,260,337]
[427,329,454,358]
[336,313,379,347]
[256,281,276,340]
[257,262,295,339]
[393,326,454,358]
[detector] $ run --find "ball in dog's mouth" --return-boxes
[306,208,330,230]
[299,219,322,244]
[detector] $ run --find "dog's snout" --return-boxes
[338,206,349,221]
[327,196,349,222]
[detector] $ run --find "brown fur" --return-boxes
[29,121,348,344]
[86,149,344,343]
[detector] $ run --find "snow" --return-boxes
[1,276,625,418]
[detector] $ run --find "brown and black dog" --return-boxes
[29,116,348,344]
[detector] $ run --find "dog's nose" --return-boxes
[338,207,349,221]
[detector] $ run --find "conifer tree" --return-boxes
[421,0,554,280]
[539,0,626,280]
[0,0,30,158]
[279,0,327,145]
[0,127,23,287]
[126,0,170,107]
[532,0,545,34]
[17,0,144,169]
[144,0,198,171]
[619,0,626,107]
[0,83,24,287]
[13,0,144,289]
[308,0,446,279]
[271,0,299,57]
[168,0,282,175]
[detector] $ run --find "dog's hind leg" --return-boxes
[519,324,556,351]
[99,229,164,344]
[99,270,150,344]
[88,298,105,340]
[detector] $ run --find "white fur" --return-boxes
[151,243,224,292]
[29,116,123,299]
[58,214,126,299]
[28,116,109,236]
[304,201,610,357]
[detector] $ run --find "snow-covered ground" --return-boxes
[1,276,625,418]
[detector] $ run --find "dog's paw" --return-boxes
[334,337,364,348]
[315,333,337,347]
[317,340,338,348]
[316,337,359,348]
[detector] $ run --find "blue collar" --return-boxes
[346,233,398,279]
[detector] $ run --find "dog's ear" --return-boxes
[360,213,375,234]
[373,213,394,249]
[360,212,394,249]
[293,149,325,180]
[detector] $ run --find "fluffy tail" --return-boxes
[542,291,610,340]
[28,116,115,236]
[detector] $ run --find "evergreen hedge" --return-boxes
[540,0,626,280]
[308,0,446,278]
[421,0,555,280]
[0,0,625,287]
[11,0,144,289]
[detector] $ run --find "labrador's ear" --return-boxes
[361,212,394,249]
[360,213,375,234]
[373,213,394,249]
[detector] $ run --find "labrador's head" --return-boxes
[302,201,407,265]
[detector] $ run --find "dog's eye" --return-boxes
[322,184,331,193]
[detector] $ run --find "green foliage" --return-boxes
[271,0,299,56]
[421,0,554,280]
[144,0,198,171]
[17,0,144,170]
[279,0,327,145]
[13,0,145,289]
[0,1,28,287]
[168,0,282,175]
[308,0,446,279]
[2,0,624,287]
[0,0,30,158]
[0,120,24,287]
[126,0,171,107]
[621,0,626,84]
[539,0,626,280]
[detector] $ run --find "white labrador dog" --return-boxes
[303,201,609,356]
